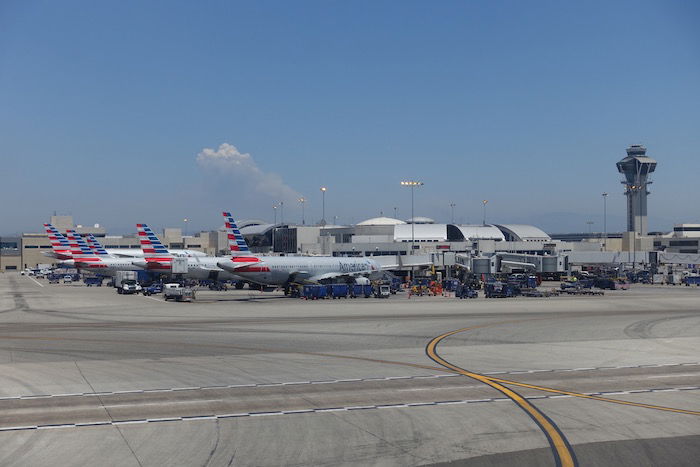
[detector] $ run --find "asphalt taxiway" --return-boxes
[0,274,698,466]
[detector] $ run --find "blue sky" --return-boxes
[1,0,698,235]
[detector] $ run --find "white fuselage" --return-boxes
[218,256,381,286]
[105,249,206,258]
[69,257,143,276]
[177,256,242,281]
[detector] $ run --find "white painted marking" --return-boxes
[26,276,44,287]
[647,373,699,379]
[3,363,700,402]
[2,386,699,433]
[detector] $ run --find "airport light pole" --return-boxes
[602,192,608,251]
[298,197,306,225]
[279,201,284,224]
[482,200,488,225]
[449,203,456,224]
[586,220,594,235]
[393,207,398,219]
[183,218,189,237]
[273,205,277,224]
[320,187,327,225]
[401,180,424,255]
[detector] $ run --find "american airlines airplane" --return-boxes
[41,224,205,259]
[216,212,382,286]
[133,224,248,282]
[64,229,143,274]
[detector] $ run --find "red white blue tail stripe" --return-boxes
[43,223,72,259]
[222,212,252,255]
[136,224,172,270]
[85,234,109,256]
[65,230,105,267]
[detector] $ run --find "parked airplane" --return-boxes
[133,224,247,281]
[43,224,73,260]
[41,223,206,259]
[64,229,143,274]
[216,212,382,287]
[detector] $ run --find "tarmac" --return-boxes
[0,273,698,466]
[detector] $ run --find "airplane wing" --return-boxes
[216,260,265,271]
[288,271,313,284]
[110,253,138,258]
[306,270,371,283]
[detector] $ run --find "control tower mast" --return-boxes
[616,145,657,235]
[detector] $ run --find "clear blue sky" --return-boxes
[1,0,698,235]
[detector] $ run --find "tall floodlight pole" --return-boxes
[183,218,189,237]
[586,221,594,235]
[449,203,456,224]
[298,197,306,225]
[279,201,284,224]
[482,200,488,225]
[273,205,277,224]
[602,192,608,250]
[320,187,327,225]
[400,181,424,255]
[393,207,398,219]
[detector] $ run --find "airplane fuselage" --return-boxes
[218,256,381,286]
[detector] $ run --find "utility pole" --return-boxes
[400,181,424,254]
[320,187,327,225]
[602,192,608,251]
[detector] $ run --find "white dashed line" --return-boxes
[1,384,688,433]
[1,362,697,402]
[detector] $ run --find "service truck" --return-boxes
[163,283,195,302]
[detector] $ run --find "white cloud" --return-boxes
[196,143,300,202]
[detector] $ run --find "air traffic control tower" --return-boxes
[617,144,657,235]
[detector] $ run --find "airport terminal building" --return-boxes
[4,214,699,275]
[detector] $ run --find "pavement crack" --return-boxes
[74,361,144,467]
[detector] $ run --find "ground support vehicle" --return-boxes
[563,289,604,296]
[46,273,61,284]
[143,283,163,296]
[683,275,700,286]
[84,277,103,287]
[374,284,391,298]
[163,283,195,302]
[484,282,517,298]
[117,279,142,295]
[520,288,559,298]
[455,284,478,299]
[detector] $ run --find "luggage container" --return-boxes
[303,285,328,300]
[330,284,349,298]
[84,277,103,287]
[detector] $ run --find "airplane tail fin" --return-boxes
[65,229,102,264]
[136,224,173,270]
[43,223,72,259]
[136,224,171,256]
[85,234,110,256]
[222,212,252,255]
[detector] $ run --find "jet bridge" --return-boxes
[455,253,568,274]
